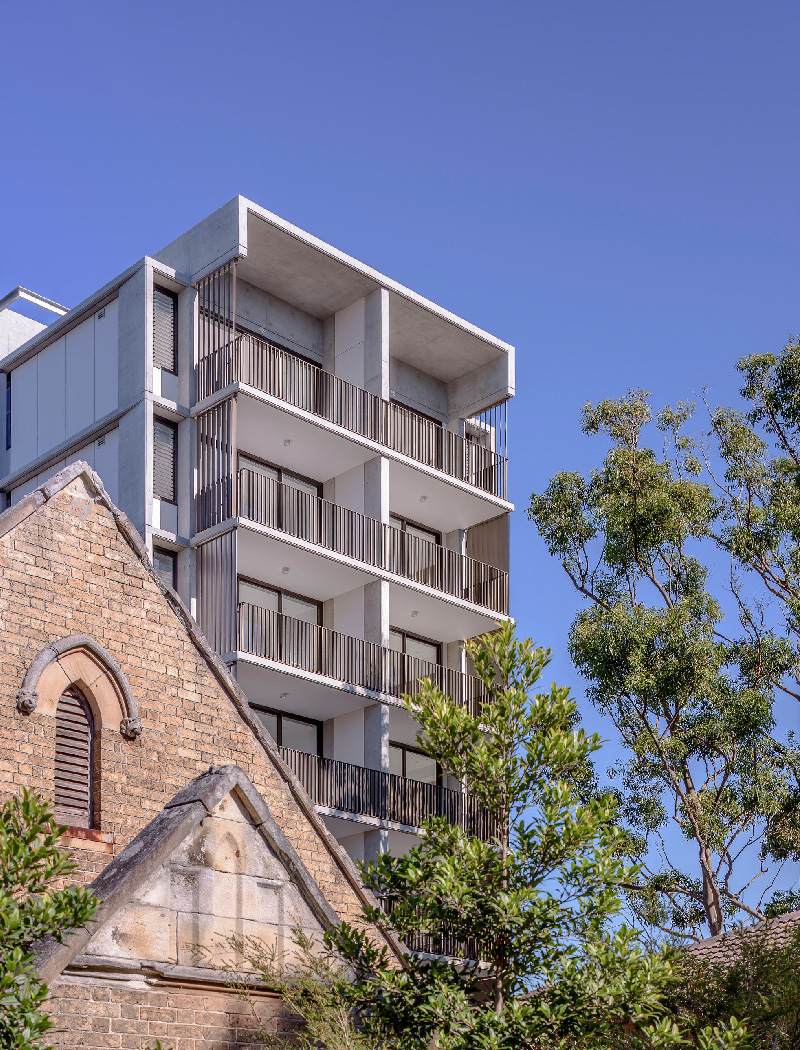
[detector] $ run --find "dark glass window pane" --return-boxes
[153,548,176,589]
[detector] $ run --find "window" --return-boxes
[237,579,321,670]
[54,687,95,828]
[389,628,441,666]
[153,418,177,503]
[389,741,438,785]
[389,515,441,584]
[252,706,322,757]
[239,454,321,539]
[5,373,10,451]
[153,288,177,373]
[153,547,177,590]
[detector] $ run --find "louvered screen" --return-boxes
[153,288,177,373]
[54,688,93,829]
[153,419,177,502]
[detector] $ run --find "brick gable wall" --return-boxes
[0,470,390,1049]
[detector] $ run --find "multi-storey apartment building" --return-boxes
[0,196,514,863]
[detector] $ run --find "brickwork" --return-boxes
[0,467,389,1049]
[48,979,294,1050]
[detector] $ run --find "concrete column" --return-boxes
[364,827,388,864]
[364,456,389,522]
[364,702,390,771]
[364,288,390,399]
[322,315,335,374]
[363,702,390,865]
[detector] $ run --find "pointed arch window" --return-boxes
[54,687,95,829]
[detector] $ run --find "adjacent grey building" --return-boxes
[0,197,514,861]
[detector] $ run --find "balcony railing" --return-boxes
[279,747,497,841]
[221,471,508,615]
[238,603,487,716]
[197,331,508,499]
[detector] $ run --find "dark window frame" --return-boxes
[389,626,442,665]
[389,513,442,546]
[238,451,323,497]
[153,286,178,375]
[251,704,323,757]
[153,546,177,590]
[237,576,323,622]
[389,739,440,784]
[153,416,178,504]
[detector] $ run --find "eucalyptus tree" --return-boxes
[529,391,800,941]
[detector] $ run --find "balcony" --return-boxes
[199,471,509,617]
[237,603,487,715]
[278,747,496,840]
[197,331,508,500]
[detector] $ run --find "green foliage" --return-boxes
[671,921,800,1048]
[207,930,378,1050]
[0,789,99,1050]
[528,391,800,940]
[319,623,746,1049]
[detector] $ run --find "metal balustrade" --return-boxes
[278,746,497,841]
[197,331,508,499]
[377,896,485,961]
[227,470,509,615]
[238,603,487,716]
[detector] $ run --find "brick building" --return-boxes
[0,460,399,1048]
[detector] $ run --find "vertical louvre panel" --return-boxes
[54,688,93,829]
[153,288,177,373]
[196,399,236,530]
[197,530,237,656]
[153,419,177,502]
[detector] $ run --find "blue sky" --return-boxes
[3,2,799,905]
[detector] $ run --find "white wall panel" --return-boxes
[37,337,66,455]
[333,464,364,514]
[334,586,364,637]
[93,428,119,503]
[10,357,38,471]
[334,707,365,766]
[94,298,118,419]
[65,317,95,437]
[335,299,365,386]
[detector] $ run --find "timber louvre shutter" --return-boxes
[153,419,177,502]
[153,288,177,373]
[54,688,94,829]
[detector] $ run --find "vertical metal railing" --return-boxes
[230,470,509,614]
[237,603,487,715]
[278,747,497,841]
[196,330,508,499]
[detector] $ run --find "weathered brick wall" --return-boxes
[0,476,365,918]
[0,473,384,1049]
[48,979,294,1050]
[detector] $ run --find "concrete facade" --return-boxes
[0,197,514,861]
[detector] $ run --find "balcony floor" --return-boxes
[235,654,392,722]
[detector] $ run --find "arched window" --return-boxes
[54,687,95,829]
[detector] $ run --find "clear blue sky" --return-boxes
[3,3,799,903]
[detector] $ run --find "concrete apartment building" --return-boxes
[0,196,514,863]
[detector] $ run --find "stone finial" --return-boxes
[120,716,142,740]
[16,689,38,714]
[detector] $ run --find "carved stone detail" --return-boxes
[120,716,142,740]
[16,689,38,714]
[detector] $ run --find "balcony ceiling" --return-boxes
[239,209,511,384]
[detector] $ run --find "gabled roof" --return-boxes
[34,765,341,983]
[0,461,401,963]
